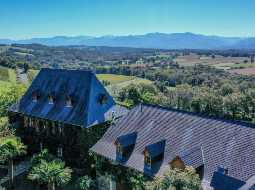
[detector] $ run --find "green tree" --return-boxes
[130,173,146,190]
[146,167,202,190]
[224,93,242,119]
[220,83,234,96]
[0,137,27,187]
[0,117,13,138]
[0,83,27,117]
[251,56,254,63]
[23,62,29,73]
[31,149,55,166]
[76,175,95,190]
[28,159,72,190]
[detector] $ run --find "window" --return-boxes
[32,90,40,102]
[57,122,63,135]
[32,95,38,102]
[43,121,46,129]
[116,143,123,155]
[29,118,33,127]
[52,122,56,134]
[116,142,123,160]
[40,142,43,151]
[35,120,39,133]
[115,132,137,162]
[24,116,28,127]
[217,166,228,175]
[66,97,72,107]
[45,121,50,135]
[48,92,56,104]
[144,152,151,168]
[48,95,54,104]
[144,140,165,170]
[57,147,63,157]
[98,94,108,105]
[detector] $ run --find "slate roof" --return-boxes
[210,171,246,190]
[91,103,255,186]
[9,69,128,127]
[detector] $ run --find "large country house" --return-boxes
[8,68,127,166]
[91,104,255,190]
[7,68,255,190]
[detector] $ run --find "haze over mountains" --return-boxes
[1,32,255,49]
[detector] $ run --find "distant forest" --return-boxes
[1,43,255,69]
[2,44,255,123]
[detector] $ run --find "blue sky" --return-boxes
[1,0,255,39]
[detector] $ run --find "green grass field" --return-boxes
[96,74,135,84]
[27,69,39,82]
[8,69,17,83]
[104,75,152,97]
[228,63,255,69]
[0,66,9,81]
[0,66,17,84]
[27,71,144,85]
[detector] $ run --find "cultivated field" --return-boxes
[173,53,255,75]
[174,54,249,68]
[229,68,255,75]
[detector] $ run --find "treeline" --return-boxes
[0,44,163,69]
[117,82,255,122]
[95,64,255,87]
[106,64,255,122]
[2,44,255,70]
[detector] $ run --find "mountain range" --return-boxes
[1,33,255,49]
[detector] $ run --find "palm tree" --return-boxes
[28,159,72,190]
[0,137,26,187]
[31,149,55,166]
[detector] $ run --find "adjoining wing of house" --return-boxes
[8,68,128,128]
[91,104,255,190]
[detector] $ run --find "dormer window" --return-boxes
[170,156,185,170]
[48,93,56,104]
[143,140,165,170]
[32,90,40,102]
[115,132,137,162]
[217,166,228,175]
[98,94,108,105]
[65,95,73,107]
